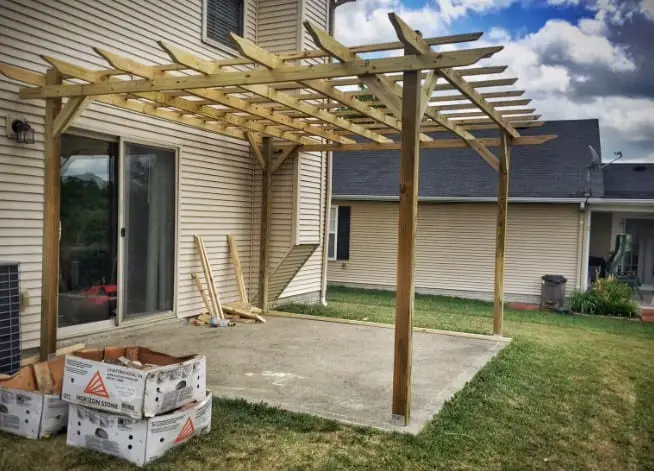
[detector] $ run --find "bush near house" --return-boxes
[569,278,639,317]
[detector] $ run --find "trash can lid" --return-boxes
[542,274,567,283]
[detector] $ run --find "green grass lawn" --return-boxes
[2,286,653,470]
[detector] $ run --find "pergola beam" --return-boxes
[388,14,521,139]
[159,42,387,144]
[344,120,544,135]
[392,46,421,426]
[230,34,406,135]
[246,132,266,170]
[388,15,501,169]
[0,62,250,141]
[93,49,340,144]
[304,22,436,142]
[40,68,62,360]
[493,132,511,335]
[261,78,521,106]
[258,137,273,312]
[19,48,504,99]
[52,96,92,137]
[281,98,532,119]
[279,134,556,153]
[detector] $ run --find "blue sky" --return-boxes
[334,0,654,161]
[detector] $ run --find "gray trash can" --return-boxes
[540,275,567,311]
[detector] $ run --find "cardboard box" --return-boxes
[66,392,212,467]
[62,346,206,419]
[0,356,69,439]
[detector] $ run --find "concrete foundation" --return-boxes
[81,316,509,434]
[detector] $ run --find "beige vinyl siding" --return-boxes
[328,201,581,302]
[246,156,296,298]
[279,0,329,300]
[282,151,325,298]
[256,0,300,53]
[0,0,262,350]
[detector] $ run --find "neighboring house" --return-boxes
[328,119,654,303]
[0,0,330,350]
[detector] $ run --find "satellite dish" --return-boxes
[588,146,624,170]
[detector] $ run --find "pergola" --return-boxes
[0,13,554,426]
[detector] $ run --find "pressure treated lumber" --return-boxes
[392,59,421,426]
[304,22,432,141]
[227,235,249,304]
[0,62,249,142]
[94,49,328,143]
[191,272,213,314]
[22,343,85,367]
[272,145,300,173]
[387,16,500,169]
[194,235,224,319]
[158,42,366,143]
[20,48,503,99]
[39,68,62,361]
[278,134,556,153]
[222,305,266,323]
[53,96,92,137]
[230,34,401,138]
[247,133,266,170]
[493,132,511,335]
[258,137,273,312]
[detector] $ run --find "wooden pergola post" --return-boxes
[391,61,422,426]
[492,131,511,335]
[258,136,273,312]
[40,68,63,360]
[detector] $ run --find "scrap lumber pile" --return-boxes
[189,234,266,327]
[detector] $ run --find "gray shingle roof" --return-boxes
[603,163,654,199]
[332,119,604,200]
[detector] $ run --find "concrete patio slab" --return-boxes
[80,316,509,434]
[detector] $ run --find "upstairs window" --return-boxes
[203,0,245,50]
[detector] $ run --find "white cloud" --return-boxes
[436,0,516,23]
[525,19,635,72]
[332,0,654,160]
[334,0,447,46]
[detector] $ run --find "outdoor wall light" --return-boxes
[11,118,35,144]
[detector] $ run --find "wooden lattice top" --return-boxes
[0,13,555,170]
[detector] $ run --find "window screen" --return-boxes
[205,0,244,48]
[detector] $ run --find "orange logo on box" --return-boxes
[84,371,110,398]
[175,418,195,443]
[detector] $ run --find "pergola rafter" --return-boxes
[0,13,555,428]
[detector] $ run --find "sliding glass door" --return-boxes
[121,142,176,319]
[59,134,119,328]
[58,134,176,329]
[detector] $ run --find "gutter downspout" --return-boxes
[581,207,592,291]
[575,205,585,291]
[320,151,332,305]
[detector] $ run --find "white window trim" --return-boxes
[328,205,338,261]
[201,0,248,56]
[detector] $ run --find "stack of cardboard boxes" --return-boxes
[0,346,211,467]
[62,346,211,466]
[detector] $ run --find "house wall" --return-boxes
[0,0,327,350]
[255,0,328,302]
[328,201,581,303]
[589,212,612,259]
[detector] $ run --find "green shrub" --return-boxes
[569,278,639,317]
